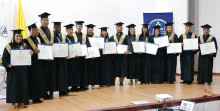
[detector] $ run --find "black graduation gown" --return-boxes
[99,36,114,86]
[75,31,91,87]
[24,36,45,100]
[110,32,132,77]
[66,35,80,87]
[139,34,152,84]
[2,43,29,104]
[179,32,198,83]
[166,33,179,83]
[197,34,218,83]
[54,32,68,91]
[150,35,166,84]
[38,26,56,92]
[127,35,141,79]
[87,35,100,85]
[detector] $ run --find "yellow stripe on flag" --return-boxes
[17,0,28,39]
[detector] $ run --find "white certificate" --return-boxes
[69,42,81,58]
[117,44,128,54]
[38,44,54,60]
[103,41,117,55]
[132,41,145,53]
[86,46,100,59]
[80,44,88,57]
[167,43,182,54]
[153,36,169,48]
[88,37,105,49]
[10,49,31,66]
[52,43,69,58]
[200,41,216,55]
[145,42,159,55]
[183,38,199,50]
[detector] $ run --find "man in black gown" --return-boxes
[197,24,218,85]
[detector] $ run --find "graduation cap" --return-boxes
[114,22,124,26]
[11,29,24,35]
[126,24,136,29]
[142,24,149,28]
[27,26,31,31]
[99,27,108,31]
[201,24,212,29]
[165,23,174,26]
[86,24,96,29]
[183,22,194,26]
[153,25,161,29]
[75,21,84,25]
[38,12,51,19]
[64,24,75,29]
[52,22,62,26]
[29,22,38,29]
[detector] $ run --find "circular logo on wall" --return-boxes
[148,19,166,36]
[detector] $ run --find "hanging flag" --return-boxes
[143,12,173,36]
[17,0,28,38]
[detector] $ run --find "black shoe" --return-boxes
[80,87,88,91]
[187,82,192,85]
[208,83,211,85]
[197,82,204,84]
[169,82,174,84]
[70,87,80,92]
[59,91,69,96]
[119,82,123,86]
[33,99,43,103]
[44,93,51,99]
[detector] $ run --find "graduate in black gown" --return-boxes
[165,23,179,84]
[150,25,166,84]
[179,22,198,85]
[53,22,69,96]
[139,24,152,84]
[37,12,56,98]
[24,23,44,103]
[99,27,114,87]
[126,24,141,85]
[85,24,100,89]
[75,21,91,91]
[64,24,81,91]
[2,29,33,108]
[110,22,132,86]
[197,24,218,85]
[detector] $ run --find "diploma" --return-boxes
[117,44,128,54]
[52,43,69,58]
[183,38,199,50]
[80,44,88,57]
[145,42,159,55]
[103,41,117,55]
[69,42,81,58]
[10,49,31,66]
[38,44,54,60]
[167,43,182,54]
[132,41,145,53]
[200,41,216,55]
[86,46,100,59]
[88,37,105,49]
[153,36,169,48]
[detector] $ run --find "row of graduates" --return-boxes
[2,12,218,108]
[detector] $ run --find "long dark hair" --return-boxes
[128,28,135,37]
[9,34,25,48]
[100,31,109,38]
[153,29,161,37]
[139,27,150,40]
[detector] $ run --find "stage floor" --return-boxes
[1,75,220,111]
